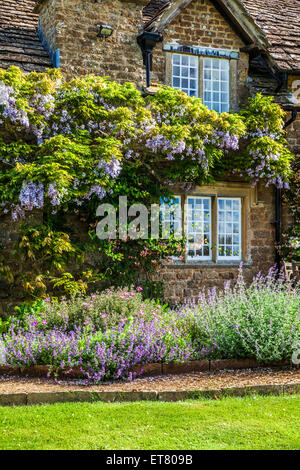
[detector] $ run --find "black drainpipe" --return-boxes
[137,31,162,88]
[255,55,287,93]
[273,108,299,269]
[274,186,281,269]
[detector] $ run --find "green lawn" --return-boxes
[0,395,299,450]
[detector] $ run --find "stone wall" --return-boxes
[0,212,43,315]
[286,113,300,156]
[37,0,147,85]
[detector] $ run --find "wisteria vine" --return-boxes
[0,66,294,222]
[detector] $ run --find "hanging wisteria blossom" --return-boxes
[0,66,294,222]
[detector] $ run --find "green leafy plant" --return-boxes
[0,67,295,304]
[280,156,300,261]
[21,287,169,332]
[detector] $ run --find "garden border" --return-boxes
[0,359,297,380]
[0,383,299,406]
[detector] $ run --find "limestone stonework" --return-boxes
[37,0,147,85]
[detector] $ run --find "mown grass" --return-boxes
[0,395,299,450]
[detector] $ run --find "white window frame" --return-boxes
[203,57,230,113]
[186,196,212,261]
[172,53,199,97]
[217,197,242,261]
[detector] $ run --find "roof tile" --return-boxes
[0,0,51,72]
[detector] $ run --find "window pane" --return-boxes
[182,67,189,77]
[217,198,241,259]
[221,93,228,103]
[203,58,230,113]
[160,196,182,241]
[173,66,180,77]
[221,60,229,70]
[173,54,180,65]
[221,103,229,113]
[213,70,220,81]
[221,71,227,80]
[213,81,219,91]
[181,55,189,66]
[187,197,212,260]
[181,78,189,88]
[189,56,197,67]
[213,103,221,112]
[220,81,229,92]
[172,54,199,97]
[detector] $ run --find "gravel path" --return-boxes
[0,367,299,394]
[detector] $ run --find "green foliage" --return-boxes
[280,156,300,261]
[22,288,169,332]
[12,224,87,298]
[179,269,300,362]
[0,67,296,302]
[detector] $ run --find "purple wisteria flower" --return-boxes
[19,181,44,211]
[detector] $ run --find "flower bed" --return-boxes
[1,267,299,383]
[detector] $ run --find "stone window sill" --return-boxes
[163,260,251,269]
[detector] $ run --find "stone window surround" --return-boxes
[162,182,257,267]
[165,46,239,112]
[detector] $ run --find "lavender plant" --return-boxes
[1,268,299,382]
[3,316,196,381]
[177,266,300,362]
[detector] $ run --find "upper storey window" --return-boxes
[168,49,233,112]
[203,58,229,113]
[172,54,198,97]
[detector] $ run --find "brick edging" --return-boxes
[0,383,299,406]
[0,359,295,380]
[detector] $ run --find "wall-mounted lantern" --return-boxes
[97,25,114,38]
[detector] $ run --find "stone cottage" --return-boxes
[0,0,299,303]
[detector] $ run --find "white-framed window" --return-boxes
[160,195,182,239]
[160,194,243,263]
[203,58,230,113]
[217,197,241,260]
[186,197,212,260]
[172,54,198,97]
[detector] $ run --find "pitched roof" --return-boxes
[0,0,51,72]
[241,0,300,72]
[143,0,300,72]
[143,0,170,23]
